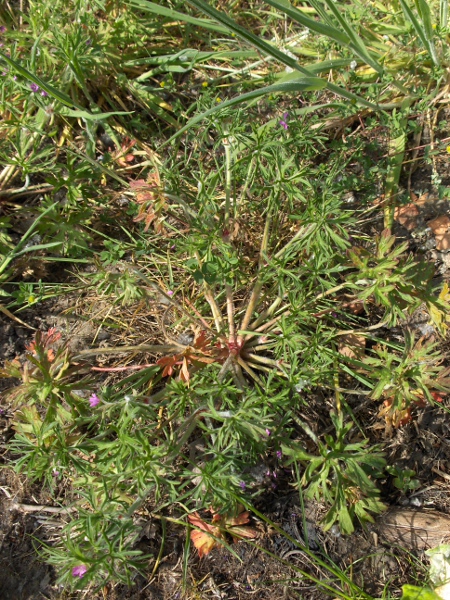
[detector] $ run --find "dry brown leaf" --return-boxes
[394,203,419,231]
[427,215,450,250]
[338,334,366,360]
[427,215,450,235]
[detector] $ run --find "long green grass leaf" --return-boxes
[265,0,351,45]
[166,77,326,144]
[183,0,377,108]
[127,0,229,33]
[399,0,439,65]
[0,51,83,109]
[440,0,449,27]
[298,0,383,74]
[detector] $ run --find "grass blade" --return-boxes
[127,0,229,34]
[267,0,383,75]
[183,0,377,108]
[166,77,327,144]
[399,0,439,65]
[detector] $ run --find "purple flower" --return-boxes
[89,393,100,408]
[30,83,39,92]
[13,76,17,81]
[276,450,282,460]
[265,429,271,437]
[239,481,246,490]
[0,26,6,33]
[279,112,289,130]
[40,90,48,97]
[52,469,60,477]
[167,290,174,296]
[72,565,87,578]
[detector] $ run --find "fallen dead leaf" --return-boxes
[338,334,366,360]
[427,215,450,251]
[427,215,450,235]
[436,233,450,251]
[394,203,419,230]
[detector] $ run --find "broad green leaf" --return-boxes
[59,108,132,120]
[401,585,442,600]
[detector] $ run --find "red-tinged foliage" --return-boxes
[157,331,220,384]
[188,509,258,557]
[130,171,166,233]
[25,328,62,362]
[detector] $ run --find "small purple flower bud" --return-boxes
[30,83,39,92]
[0,26,6,33]
[72,565,87,578]
[265,429,271,437]
[276,450,282,459]
[13,76,17,81]
[40,90,48,97]
[273,471,277,478]
[279,120,288,130]
[239,481,246,490]
[52,469,60,477]
[89,393,100,408]
[167,290,174,296]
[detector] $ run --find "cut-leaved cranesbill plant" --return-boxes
[71,113,447,535]
[283,411,386,534]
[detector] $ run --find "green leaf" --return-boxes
[401,585,442,600]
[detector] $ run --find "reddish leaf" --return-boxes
[188,512,224,557]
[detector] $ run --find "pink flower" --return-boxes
[30,83,39,92]
[167,290,174,296]
[89,394,100,408]
[72,565,87,578]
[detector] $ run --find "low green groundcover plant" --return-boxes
[1,0,450,596]
[2,109,450,593]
